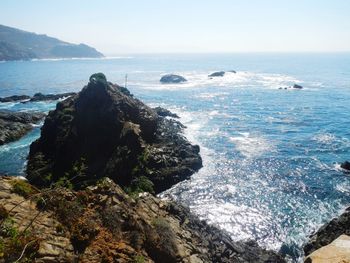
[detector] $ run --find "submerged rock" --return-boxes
[304,207,350,256]
[208,71,226,77]
[0,95,31,102]
[160,74,187,84]
[0,176,285,263]
[0,110,45,145]
[27,73,202,193]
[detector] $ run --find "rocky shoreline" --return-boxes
[0,73,285,262]
[0,110,45,145]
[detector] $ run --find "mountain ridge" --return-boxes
[0,24,103,60]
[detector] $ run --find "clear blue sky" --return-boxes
[1,0,349,54]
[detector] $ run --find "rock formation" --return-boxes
[208,71,226,77]
[28,92,76,102]
[160,74,187,84]
[0,110,45,145]
[0,176,285,263]
[27,73,202,193]
[0,95,31,103]
[341,161,350,171]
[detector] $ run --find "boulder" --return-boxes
[27,73,202,193]
[0,110,45,145]
[208,71,225,77]
[0,95,30,102]
[341,161,350,171]
[160,74,187,84]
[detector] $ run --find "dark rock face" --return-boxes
[154,106,179,118]
[0,95,31,102]
[27,74,202,193]
[293,84,303,89]
[304,207,350,256]
[0,110,45,145]
[341,161,350,171]
[29,92,76,102]
[160,74,187,84]
[208,71,226,77]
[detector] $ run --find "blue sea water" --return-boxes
[1,53,350,261]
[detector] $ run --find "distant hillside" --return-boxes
[0,25,103,60]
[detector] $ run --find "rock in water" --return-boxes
[341,161,350,171]
[160,74,187,83]
[208,71,226,77]
[0,110,45,145]
[293,84,303,89]
[29,92,76,102]
[154,106,179,118]
[27,73,202,193]
[0,95,31,102]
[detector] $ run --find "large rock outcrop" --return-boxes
[0,176,285,263]
[27,73,202,193]
[160,74,187,84]
[0,110,45,145]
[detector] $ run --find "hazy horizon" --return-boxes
[1,0,350,55]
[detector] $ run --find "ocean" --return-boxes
[1,53,350,261]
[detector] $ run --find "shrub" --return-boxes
[10,179,37,198]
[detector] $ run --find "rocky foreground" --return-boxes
[0,110,45,145]
[0,176,284,263]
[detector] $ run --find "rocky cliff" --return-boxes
[27,73,202,194]
[0,176,285,263]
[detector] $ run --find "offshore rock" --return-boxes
[27,73,202,193]
[0,95,31,102]
[208,71,225,77]
[154,107,179,118]
[160,74,187,84]
[0,176,285,263]
[341,161,350,171]
[0,110,45,145]
[29,92,76,102]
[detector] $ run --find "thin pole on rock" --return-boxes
[125,74,128,89]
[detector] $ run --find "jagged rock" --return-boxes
[304,207,350,256]
[160,74,187,84]
[154,107,179,118]
[208,71,225,77]
[0,95,31,103]
[27,73,202,193]
[293,84,303,89]
[0,110,45,145]
[0,176,285,263]
[28,92,76,102]
[341,161,350,171]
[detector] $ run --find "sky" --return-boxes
[1,0,350,55]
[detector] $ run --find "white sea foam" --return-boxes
[133,70,305,91]
[229,132,275,158]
